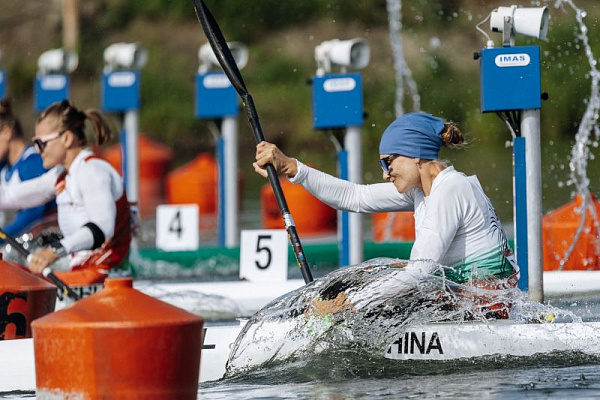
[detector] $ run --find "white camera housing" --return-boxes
[104,43,148,71]
[38,48,78,75]
[198,42,248,74]
[315,38,370,76]
[490,5,549,40]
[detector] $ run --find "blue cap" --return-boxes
[379,112,445,160]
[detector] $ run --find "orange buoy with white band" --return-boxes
[32,277,204,399]
[0,255,56,340]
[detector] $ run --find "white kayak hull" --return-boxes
[2,320,600,393]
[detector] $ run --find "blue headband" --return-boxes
[379,112,445,160]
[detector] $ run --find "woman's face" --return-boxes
[0,126,12,162]
[34,117,67,169]
[380,154,421,193]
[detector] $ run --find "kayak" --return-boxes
[4,319,600,394]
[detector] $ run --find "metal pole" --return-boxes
[62,0,79,52]
[124,110,139,209]
[521,109,543,302]
[345,126,363,265]
[222,116,239,247]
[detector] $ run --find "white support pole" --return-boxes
[345,126,364,265]
[521,109,544,303]
[222,116,239,247]
[124,110,139,208]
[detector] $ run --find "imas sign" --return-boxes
[494,53,531,68]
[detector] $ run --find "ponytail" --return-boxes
[39,100,112,147]
[440,122,466,149]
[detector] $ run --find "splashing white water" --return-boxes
[225,259,574,376]
[544,0,600,269]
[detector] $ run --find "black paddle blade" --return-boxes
[192,0,248,96]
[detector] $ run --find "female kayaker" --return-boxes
[254,112,518,317]
[0,100,131,286]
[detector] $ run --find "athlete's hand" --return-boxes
[28,248,59,274]
[253,142,298,179]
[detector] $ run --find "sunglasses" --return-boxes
[379,154,400,174]
[33,131,66,153]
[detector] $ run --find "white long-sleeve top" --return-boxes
[289,161,516,282]
[0,149,126,265]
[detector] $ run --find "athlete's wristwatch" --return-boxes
[49,241,67,258]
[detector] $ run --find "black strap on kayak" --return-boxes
[192,0,314,283]
[0,228,80,301]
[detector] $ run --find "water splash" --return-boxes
[224,259,573,377]
[544,0,600,269]
[386,0,420,117]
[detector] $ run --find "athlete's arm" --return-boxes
[60,163,117,253]
[0,168,59,209]
[289,160,415,213]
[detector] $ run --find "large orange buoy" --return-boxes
[102,134,173,217]
[166,153,218,215]
[261,180,336,236]
[32,277,204,399]
[0,256,56,340]
[542,194,600,271]
[372,212,415,242]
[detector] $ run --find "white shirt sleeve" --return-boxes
[409,184,462,263]
[60,162,117,253]
[289,160,415,213]
[0,167,60,209]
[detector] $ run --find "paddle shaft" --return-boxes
[0,228,80,301]
[193,0,313,283]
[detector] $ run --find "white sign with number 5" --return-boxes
[240,230,288,283]
[156,204,199,251]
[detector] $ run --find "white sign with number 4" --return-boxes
[240,230,288,283]
[156,204,199,251]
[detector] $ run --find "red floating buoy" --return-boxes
[32,277,204,399]
[0,256,56,340]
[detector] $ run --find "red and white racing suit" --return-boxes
[0,148,131,285]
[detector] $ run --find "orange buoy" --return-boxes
[261,179,336,236]
[372,212,415,242]
[0,256,56,340]
[32,277,204,399]
[166,153,218,215]
[542,194,600,271]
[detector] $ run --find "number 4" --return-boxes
[169,210,183,239]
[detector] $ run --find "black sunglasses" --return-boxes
[33,131,66,153]
[379,154,399,174]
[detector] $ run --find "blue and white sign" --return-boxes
[312,72,363,129]
[195,71,238,118]
[101,70,141,112]
[0,69,5,99]
[34,74,70,112]
[480,46,541,112]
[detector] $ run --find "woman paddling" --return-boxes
[0,100,131,286]
[254,112,518,318]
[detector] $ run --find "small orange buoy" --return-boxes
[0,256,56,340]
[32,277,204,399]
[372,212,415,242]
[542,194,600,271]
[261,180,336,236]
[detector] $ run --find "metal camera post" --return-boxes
[34,49,78,113]
[312,39,370,266]
[196,42,248,248]
[101,42,147,227]
[476,5,549,302]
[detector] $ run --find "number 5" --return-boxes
[255,235,272,269]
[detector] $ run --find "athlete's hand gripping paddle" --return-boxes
[192,0,314,283]
[0,228,80,301]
